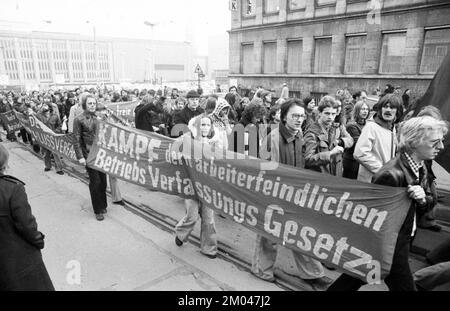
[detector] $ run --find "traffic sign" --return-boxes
[194,64,204,74]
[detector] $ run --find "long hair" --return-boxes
[352,100,369,124]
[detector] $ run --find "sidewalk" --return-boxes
[4,141,283,291]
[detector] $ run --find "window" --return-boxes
[287,40,303,73]
[264,0,279,14]
[315,0,336,7]
[379,33,406,74]
[17,39,36,81]
[344,35,366,73]
[52,40,69,82]
[84,42,97,81]
[243,0,256,16]
[242,44,254,74]
[263,42,277,73]
[34,40,52,82]
[289,0,306,11]
[420,28,450,74]
[69,41,84,82]
[314,38,332,73]
[0,38,20,81]
[98,43,111,81]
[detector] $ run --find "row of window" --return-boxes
[244,0,364,16]
[240,27,450,75]
[0,38,112,83]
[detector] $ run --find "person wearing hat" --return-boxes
[0,144,55,290]
[172,90,205,132]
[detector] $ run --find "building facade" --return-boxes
[0,29,196,89]
[229,0,450,98]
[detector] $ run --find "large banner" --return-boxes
[14,111,79,163]
[0,111,23,132]
[87,120,411,284]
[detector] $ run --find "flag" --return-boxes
[413,52,450,173]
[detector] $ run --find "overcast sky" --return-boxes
[0,0,231,54]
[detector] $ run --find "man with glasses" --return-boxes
[252,99,332,290]
[304,96,354,176]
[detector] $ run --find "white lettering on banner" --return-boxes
[97,122,161,162]
[263,205,381,283]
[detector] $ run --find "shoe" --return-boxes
[44,168,51,172]
[202,253,217,259]
[252,271,275,283]
[100,208,107,214]
[175,236,183,247]
[95,213,104,221]
[56,171,64,175]
[113,200,125,206]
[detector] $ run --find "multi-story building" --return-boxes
[229,0,450,99]
[0,27,196,89]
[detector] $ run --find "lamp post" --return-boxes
[86,21,99,85]
[143,20,174,84]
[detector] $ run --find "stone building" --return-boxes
[0,28,196,89]
[229,0,450,99]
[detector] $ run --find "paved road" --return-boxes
[6,139,441,291]
[4,142,284,291]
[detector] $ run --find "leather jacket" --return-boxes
[73,111,98,159]
[372,153,437,242]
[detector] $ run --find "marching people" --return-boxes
[353,94,401,182]
[0,94,17,142]
[304,96,354,177]
[73,95,108,221]
[302,96,317,132]
[174,114,222,259]
[328,116,448,291]
[36,102,64,175]
[0,143,55,291]
[343,101,370,179]
[68,92,86,133]
[253,99,332,290]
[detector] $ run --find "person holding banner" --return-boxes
[252,99,331,290]
[36,102,64,175]
[328,116,448,291]
[174,114,222,259]
[0,95,17,142]
[73,95,108,221]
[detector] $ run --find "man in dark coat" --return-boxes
[173,90,204,126]
[0,144,54,291]
[328,116,447,291]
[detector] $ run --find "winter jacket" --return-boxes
[0,174,54,291]
[304,121,354,175]
[354,115,397,183]
[173,105,204,126]
[260,122,304,168]
[73,111,98,159]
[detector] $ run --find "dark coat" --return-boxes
[135,102,164,132]
[73,111,98,159]
[172,106,204,126]
[0,174,54,291]
[372,153,437,248]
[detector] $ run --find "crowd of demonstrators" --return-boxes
[1,81,448,291]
